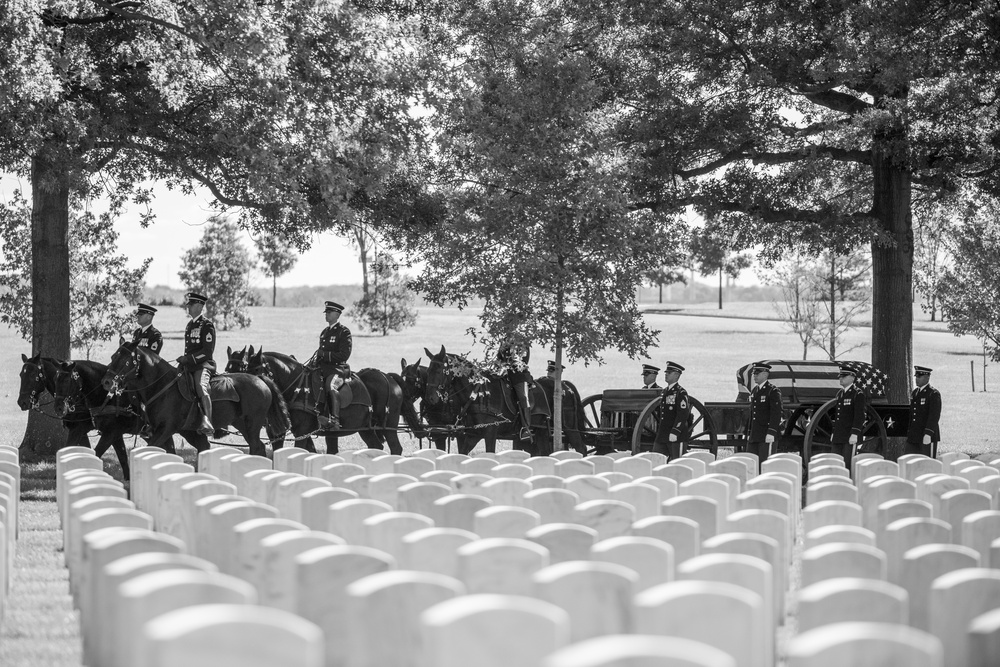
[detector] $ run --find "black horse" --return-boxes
[420,345,581,456]
[398,357,448,451]
[102,341,290,457]
[52,360,141,479]
[18,354,134,473]
[226,346,405,455]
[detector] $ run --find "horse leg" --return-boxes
[179,431,210,454]
[66,422,92,449]
[149,428,176,455]
[109,433,131,481]
[383,429,403,456]
[242,417,266,458]
[324,434,338,455]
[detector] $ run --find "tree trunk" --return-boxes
[829,252,837,360]
[355,229,370,296]
[717,266,722,309]
[272,274,277,307]
[22,148,72,458]
[658,282,662,303]
[553,283,565,451]
[870,142,914,404]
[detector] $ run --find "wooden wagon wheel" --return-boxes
[631,396,719,456]
[580,394,603,430]
[803,398,888,463]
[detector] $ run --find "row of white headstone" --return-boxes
[58,442,1000,667]
[0,442,19,627]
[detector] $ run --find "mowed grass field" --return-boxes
[2,302,998,456]
[0,303,998,665]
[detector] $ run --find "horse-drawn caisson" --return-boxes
[578,359,909,464]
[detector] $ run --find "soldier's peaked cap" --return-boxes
[914,365,933,375]
[135,303,157,314]
[547,360,565,371]
[751,362,772,372]
[184,292,208,304]
[642,364,660,374]
[838,365,856,377]
[664,361,685,373]
[324,300,344,313]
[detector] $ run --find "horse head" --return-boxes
[423,346,450,406]
[53,361,82,419]
[399,357,426,403]
[102,337,141,393]
[246,346,272,378]
[225,345,249,373]
[17,352,46,411]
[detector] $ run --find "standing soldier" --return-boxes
[746,362,782,468]
[906,365,942,457]
[546,360,564,381]
[177,292,216,436]
[312,300,352,429]
[831,365,867,468]
[641,364,661,389]
[132,303,163,355]
[652,361,691,460]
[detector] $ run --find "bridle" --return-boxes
[53,369,86,418]
[20,363,48,409]
[105,347,178,406]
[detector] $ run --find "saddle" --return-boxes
[496,377,548,418]
[290,369,372,412]
[177,373,241,404]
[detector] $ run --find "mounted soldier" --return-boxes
[496,338,533,442]
[131,303,163,354]
[311,300,352,429]
[176,291,216,436]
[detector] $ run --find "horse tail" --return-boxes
[260,375,292,435]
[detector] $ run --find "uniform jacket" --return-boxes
[315,322,352,374]
[657,383,692,440]
[907,384,942,444]
[643,382,661,390]
[831,383,867,444]
[747,380,782,443]
[180,315,216,371]
[132,325,163,355]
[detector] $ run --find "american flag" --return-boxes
[837,360,889,398]
[737,359,889,402]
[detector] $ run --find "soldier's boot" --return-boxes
[197,395,214,436]
[328,391,342,431]
[514,384,533,443]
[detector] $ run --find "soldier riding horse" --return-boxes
[226,346,405,455]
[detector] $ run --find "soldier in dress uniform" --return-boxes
[177,291,216,436]
[546,360,564,380]
[831,365,867,468]
[312,300,352,429]
[641,364,661,389]
[906,365,942,457]
[652,361,691,460]
[131,303,163,355]
[497,338,533,442]
[746,362,782,468]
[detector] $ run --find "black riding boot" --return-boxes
[198,395,214,436]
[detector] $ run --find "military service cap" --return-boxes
[914,365,933,376]
[547,360,565,372]
[324,300,344,313]
[838,366,856,377]
[641,364,660,375]
[751,362,772,373]
[184,292,208,304]
[664,361,685,374]
[135,303,157,315]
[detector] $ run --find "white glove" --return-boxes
[764,434,774,444]
[923,434,932,445]
[848,434,858,446]
[668,434,678,442]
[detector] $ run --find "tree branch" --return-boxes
[751,146,871,166]
[801,90,872,115]
[90,0,204,45]
[715,202,874,226]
